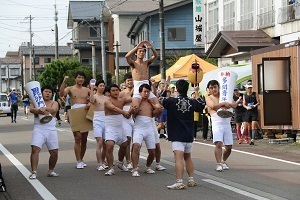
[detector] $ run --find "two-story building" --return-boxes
[19,45,73,85]
[0,54,22,93]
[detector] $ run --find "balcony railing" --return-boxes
[278,2,300,24]
[258,10,275,29]
[222,18,235,30]
[239,12,254,30]
[207,24,219,42]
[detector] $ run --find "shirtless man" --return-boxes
[90,80,109,171]
[59,71,92,169]
[205,80,236,172]
[125,40,162,115]
[119,73,134,170]
[29,85,59,179]
[131,84,158,177]
[104,84,135,176]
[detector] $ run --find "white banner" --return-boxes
[193,0,205,46]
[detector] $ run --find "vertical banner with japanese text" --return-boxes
[193,0,205,46]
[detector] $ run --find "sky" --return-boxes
[0,0,70,57]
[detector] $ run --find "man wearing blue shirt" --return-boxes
[159,79,205,190]
[7,88,20,123]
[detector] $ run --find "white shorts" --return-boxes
[31,118,58,150]
[122,105,134,138]
[151,118,159,144]
[93,111,105,139]
[172,142,193,153]
[211,113,233,145]
[105,115,127,145]
[71,103,86,109]
[133,80,156,99]
[133,116,156,149]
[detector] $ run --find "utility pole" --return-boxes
[159,0,166,82]
[100,0,107,83]
[88,41,96,79]
[114,41,120,85]
[54,1,59,60]
[0,61,2,92]
[29,15,33,81]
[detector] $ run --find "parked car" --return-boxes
[0,93,11,116]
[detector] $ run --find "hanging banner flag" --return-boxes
[193,0,205,46]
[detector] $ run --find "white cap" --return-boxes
[245,84,253,88]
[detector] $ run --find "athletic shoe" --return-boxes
[132,170,140,177]
[96,165,106,171]
[76,162,84,169]
[81,161,87,167]
[47,171,59,177]
[105,168,115,176]
[144,168,155,174]
[155,164,166,171]
[103,163,109,169]
[167,180,187,190]
[222,162,229,170]
[215,163,223,172]
[118,163,129,172]
[126,162,133,170]
[250,139,254,145]
[29,171,37,180]
[187,179,197,187]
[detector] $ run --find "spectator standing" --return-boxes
[7,88,20,123]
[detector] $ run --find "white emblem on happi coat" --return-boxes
[176,98,191,113]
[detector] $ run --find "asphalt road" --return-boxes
[0,111,300,200]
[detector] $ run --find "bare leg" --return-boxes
[222,145,232,162]
[155,143,161,163]
[73,131,82,161]
[48,149,58,170]
[30,146,41,172]
[96,137,104,164]
[146,149,155,167]
[131,143,141,169]
[80,132,88,160]
[174,150,184,180]
[125,136,132,164]
[105,140,115,168]
[101,142,106,163]
[184,153,194,177]
[118,141,128,162]
[214,141,223,163]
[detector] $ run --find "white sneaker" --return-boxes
[76,162,84,169]
[215,163,223,172]
[155,164,166,171]
[222,162,229,170]
[103,163,109,169]
[96,165,106,171]
[167,181,187,190]
[144,168,155,174]
[118,163,129,172]
[126,162,133,170]
[105,168,115,176]
[29,171,37,180]
[81,162,87,167]
[47,171,59,177]
[132,170,140,177]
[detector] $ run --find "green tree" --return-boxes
[38,58,81,88]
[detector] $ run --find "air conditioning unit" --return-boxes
[40,64,44,68]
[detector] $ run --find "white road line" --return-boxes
[0,144,57,200]
[202,179,270,200]
[194,141,300,166]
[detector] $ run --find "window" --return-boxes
[90,27,100,38]
[10,68,20,76]
[44,58,51,63]
[34,57,39,64]
[223,0,235,30]
[240,0,254,30]
[208,0,219,42]
[81,58,90,65]
[168,28,186,41]
[1,68,5,76]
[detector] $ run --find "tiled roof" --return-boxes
[19,46,73,56]
[0,57,21,64]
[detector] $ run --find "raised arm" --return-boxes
[59,76,70,97]
[144,40,158,64]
